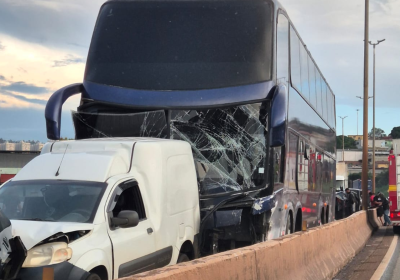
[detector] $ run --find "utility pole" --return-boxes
[339,116,348,162]
[369,39,385,194]
[362,0,369,211]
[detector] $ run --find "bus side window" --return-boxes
[290,26,301,93]
[287,132,298,190]
[273,146,284,183]
[308,146,316,191]
[297,140,308,191]
[277,14,289,85]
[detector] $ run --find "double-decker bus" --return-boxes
[45,0,336,253]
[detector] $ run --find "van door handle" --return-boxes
[147,228,153,234]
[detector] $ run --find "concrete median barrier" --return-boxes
[367,208,381,228]
[121,211,377,280]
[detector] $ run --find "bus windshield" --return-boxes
[85,0,273,90]
[0,180,106,223]
[72,103,269,196]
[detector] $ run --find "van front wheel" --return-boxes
[86,273,101,280]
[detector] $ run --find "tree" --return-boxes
[390,126,400,139]
[348,172,372,181]
[368,127,385,138]
[336,136,357,149]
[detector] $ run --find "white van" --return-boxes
[0,139,200,280]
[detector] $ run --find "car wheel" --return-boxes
[86,273,101,280]
[177,253,190,263]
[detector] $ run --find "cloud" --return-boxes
[0,41,4,50]
[53,55,85,67]
[1,82,49,94]
[0,90,47,105]
[0,75,5,81]
[0,0,103,56]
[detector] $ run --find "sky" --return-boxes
[0,0,399,142]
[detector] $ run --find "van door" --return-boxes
[106,181,170,278]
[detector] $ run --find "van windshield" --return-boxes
[0,180,106,223]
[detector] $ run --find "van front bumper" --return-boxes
[16,262,90,280]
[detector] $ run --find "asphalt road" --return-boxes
[381,233,400,280]
[333,227,393,280]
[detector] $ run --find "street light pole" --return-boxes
[339,116,348,162]
[362,0,369,211]
[369,39,385,194]
[356,109,359,135]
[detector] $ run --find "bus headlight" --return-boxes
[22,242,72,267]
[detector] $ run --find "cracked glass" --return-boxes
[171,104,268,195]
[71,103,269,195]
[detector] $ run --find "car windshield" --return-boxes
[0,180,106,223]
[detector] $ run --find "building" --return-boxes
[367,139,392,149]
[31,142,44,151]
[0,142,16,151]
[15,141,31,151]
[348,135,363,141]
[336,149,363,163]
[336,149,387,175]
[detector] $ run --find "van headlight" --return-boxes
[22,242,73,267]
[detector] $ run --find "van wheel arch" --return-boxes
[179,240,195,261]
[88,266,108,280]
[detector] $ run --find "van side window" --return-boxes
[113,183,146,220]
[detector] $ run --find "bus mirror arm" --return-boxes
[45,83,84,140]
[269,85,287,147]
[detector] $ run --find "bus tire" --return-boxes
[285,212,292,235]
[394,226,400,235]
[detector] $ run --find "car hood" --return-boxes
[11,220,93,250]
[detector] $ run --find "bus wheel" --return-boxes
[285,213,292,235]
[394,226,400,235]
[320,208,325,225]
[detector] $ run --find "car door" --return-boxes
[106,180,157,278]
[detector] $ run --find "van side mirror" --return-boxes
[111,210,139,228]
[269,85,287,147]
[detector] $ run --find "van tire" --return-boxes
[177,253,190,263]
[86,273,101,280]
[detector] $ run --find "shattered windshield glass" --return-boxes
[0,180,106,223]
[171,104,268,195]
[71,103,269,195]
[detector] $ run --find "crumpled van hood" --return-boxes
[11,220,93,250]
